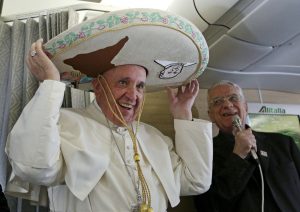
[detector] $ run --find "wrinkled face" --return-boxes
[92,65,146,126]
[207,84,248,134]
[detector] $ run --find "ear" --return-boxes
[208,109,215,123]
[245,101,248,113]
[92,78,101,93]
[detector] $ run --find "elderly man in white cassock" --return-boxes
[5,8,212,212]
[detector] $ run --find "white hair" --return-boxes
[207,80,245,108]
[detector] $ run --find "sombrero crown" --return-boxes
[44,8,209,92]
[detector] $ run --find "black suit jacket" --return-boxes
[195,130,300,212]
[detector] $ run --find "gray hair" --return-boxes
[207,80,245,108]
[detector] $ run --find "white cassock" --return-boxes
[5,80,212,212]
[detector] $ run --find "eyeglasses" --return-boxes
[209,94,243,107]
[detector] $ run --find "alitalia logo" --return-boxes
[259,106,286,114]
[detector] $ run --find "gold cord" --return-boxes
[97,75,152,211]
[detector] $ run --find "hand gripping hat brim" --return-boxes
[44,8,209,92]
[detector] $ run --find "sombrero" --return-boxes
[44,8,209,92]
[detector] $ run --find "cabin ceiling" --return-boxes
[168,0,300,94]
[2,0,300,94]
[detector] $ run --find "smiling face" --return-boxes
[207,83,248,134]
[92,65,146,126]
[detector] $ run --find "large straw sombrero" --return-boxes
[44,8,209,92]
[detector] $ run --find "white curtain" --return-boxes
[0,9,84,212]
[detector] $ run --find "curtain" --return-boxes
[0,0,3,16]
[0,9,85,212]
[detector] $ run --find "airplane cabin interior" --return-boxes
[1,0,300,211]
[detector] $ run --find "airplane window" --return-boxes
[249,113,300,149]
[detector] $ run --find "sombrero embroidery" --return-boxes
[44,8,209,92]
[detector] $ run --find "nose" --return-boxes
[126,86,138,100]
[222,97,234,107]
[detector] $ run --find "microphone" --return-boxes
[232,115,259,161]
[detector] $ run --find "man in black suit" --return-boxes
[194,80,300,212]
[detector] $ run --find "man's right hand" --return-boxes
[233,128,257,159]
[26,38,60,82]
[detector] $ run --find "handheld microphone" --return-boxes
[232,115,264,211]
[232,115,259,161]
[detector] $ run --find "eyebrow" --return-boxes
[118,77,146,84]
[211,93,239,99]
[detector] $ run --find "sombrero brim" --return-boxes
[44,8,209,92]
